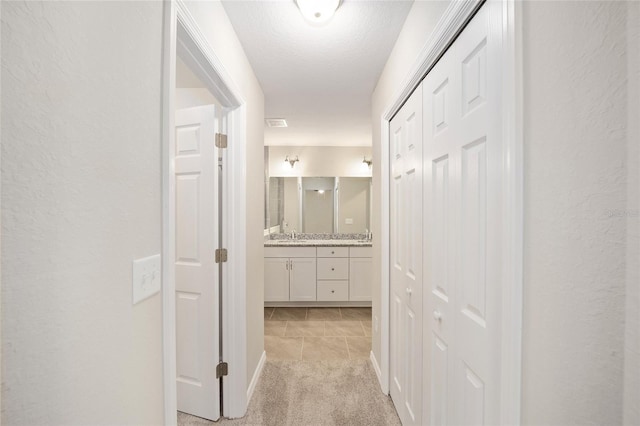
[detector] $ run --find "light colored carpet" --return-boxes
[178,359,401,426]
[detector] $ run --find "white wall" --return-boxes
[370,0,449,378]
[268,146,372,177]
[521,3,628,424]
[624,2,640,425]
[373,1,636,424]
[1,2,165,424]
[181,0,265,390]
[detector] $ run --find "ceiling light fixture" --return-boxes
[362,157,373,168]
[285,155,299,168]
[295,0,341,25]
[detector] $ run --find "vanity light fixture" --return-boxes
[295,0,341,26]
[362,157,373,168]
[285,155,299,168]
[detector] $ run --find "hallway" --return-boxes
[178,309,399,426]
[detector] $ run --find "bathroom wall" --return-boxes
[268,146,372,177]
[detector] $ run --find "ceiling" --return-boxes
[221,0,413,147]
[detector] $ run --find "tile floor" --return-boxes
[264,307,372,361]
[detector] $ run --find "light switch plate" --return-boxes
[133,254,161,305]
[345,218,354,224]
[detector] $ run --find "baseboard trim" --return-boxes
[370,350,384,392]
[247,350,266,402]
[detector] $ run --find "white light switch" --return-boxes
[133,254,161,305]
[345,218,354,224]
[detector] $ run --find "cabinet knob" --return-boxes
[406,287,412,295]
[331,268,335,271]
[331,251,335,254]
[331,290,335,293]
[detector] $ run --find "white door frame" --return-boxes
[377,0,523,423]
[162,1,248,424]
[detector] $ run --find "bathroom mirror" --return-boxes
[265,176,371,234]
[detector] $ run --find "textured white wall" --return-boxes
[624,2,640,425]
[1,1,165,424]
[370,0,449,374]
[521,3,628,424]
[268,146,372,177]
[181,0,265,389]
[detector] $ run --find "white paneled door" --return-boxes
[175,105,220,421]
[390,87,423,426]
[423,3,503,425]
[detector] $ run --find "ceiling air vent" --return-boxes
[265,118,288,128]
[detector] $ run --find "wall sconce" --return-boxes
[285,155,299,168]
[362,157,373,168]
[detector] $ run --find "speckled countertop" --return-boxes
[264,233,372,247]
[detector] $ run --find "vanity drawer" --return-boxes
[317,247,349,258]
[317,280,349,301]
[264,247,316,258]
[350,247,373,258]
[317,258,349,280]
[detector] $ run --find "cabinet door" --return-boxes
[349,257,372,301]
[289,258,317,302]
[264,258,289,302]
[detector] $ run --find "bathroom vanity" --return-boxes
[264,236,372,306]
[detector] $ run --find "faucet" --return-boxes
[290,229,296,240]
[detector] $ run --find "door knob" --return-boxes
[433,310,442,321]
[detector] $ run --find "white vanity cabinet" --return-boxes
[317,247,349,302]
[349,247,373,301]
[264,247,317,302]
[264,258,290,301]
[264,244,372,305]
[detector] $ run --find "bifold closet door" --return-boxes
[389,87,423,426]
[423,3,504,425]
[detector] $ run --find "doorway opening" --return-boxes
[263,146,375,363]
[162,2,249,423]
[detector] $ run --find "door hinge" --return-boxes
[215,133,228,148]
[215,248,228,263]
[216,362,228,378]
